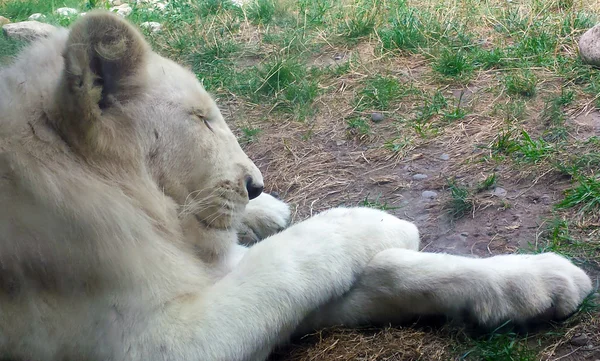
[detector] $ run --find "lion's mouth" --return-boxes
[192,202,243,230]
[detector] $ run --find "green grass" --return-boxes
[239,127,262,145]
[414,90,448,123]
[432,49,474,81]
[461,332,539,361]
[359,194,400,211]
[472,48,507,70]
[347,117,371,136]
[355,75,412,112]
[379,6,430,52]
[247,0,276,25]
[488,130,555,164]
[556,174,600,216]
[340,0,379,41]
[531,217,600,263]
[0,0,83,22]
[504,70,538,98]
[298,0,333,26]
[446,178,474,220]
[0,35,25,65]
[477,173,498,192]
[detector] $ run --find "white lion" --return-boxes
[0,11,593,361]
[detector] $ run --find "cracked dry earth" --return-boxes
[221,57,600,360]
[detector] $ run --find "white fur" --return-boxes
[238,193,291,245]
[0,11,593,361]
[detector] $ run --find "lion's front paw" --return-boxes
[238,192,291,246]
[475,253,593,328]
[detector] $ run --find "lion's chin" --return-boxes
[193,210,241,231]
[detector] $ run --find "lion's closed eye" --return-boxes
[192,110,213,132]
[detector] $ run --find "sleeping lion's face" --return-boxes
[138,54,265,231]
[56,11,264,231]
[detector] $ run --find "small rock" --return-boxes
[335,140,346,146]
[371,112,384,123]
[491,187,507,198]
[28,13,45,21]
[334,54,343,61]
[110,4,133,17]
[152,2,167,11]
[412,174,428,180]
[2,21,56,41]
[570,333,589,347]
[422,191,438,199]
[109,0,123,5]
[55,7,78,17]
[579,23,600,67]
[0,16,10,26]
[439,153,450,161]
[460,232,469,237]
[140,21,162,32]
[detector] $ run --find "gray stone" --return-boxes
[0,16,10,26]
[412,174,428,180]
[439,153,450,161]
[140,21,162,32]
[491,187,507,198]
[110,4,133,17]
[579,23,600,67]
[2,21,56,41]
[371,112,384,123]
[422,190,438,199]
[28,13,45,21]
[55,7,78,16]
[570,333,589,347]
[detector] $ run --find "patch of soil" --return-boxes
[569,111,600,140]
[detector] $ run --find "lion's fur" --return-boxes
[0,11,593,361]
[0,11,266,359]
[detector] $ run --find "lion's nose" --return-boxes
[245,176,263,200]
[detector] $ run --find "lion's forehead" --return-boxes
[145,54,215,110]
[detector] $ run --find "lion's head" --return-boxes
[0,11,266,267]
[56,11,263,230]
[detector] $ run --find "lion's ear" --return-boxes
[59,10,148,113]
[55,10,149,151]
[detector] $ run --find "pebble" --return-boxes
[491,187,507,198]
[28,13,45,21]
[55,7,78,16]
[570,333,589,347]
[422,190,438,199]
[371,112,384,123]
[140,21,162,32]
[439,153,450,160]
[110,4,133,17]
[412,174,428,180]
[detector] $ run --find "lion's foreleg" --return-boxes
[137,207,418,361]
[297,249,593,334]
